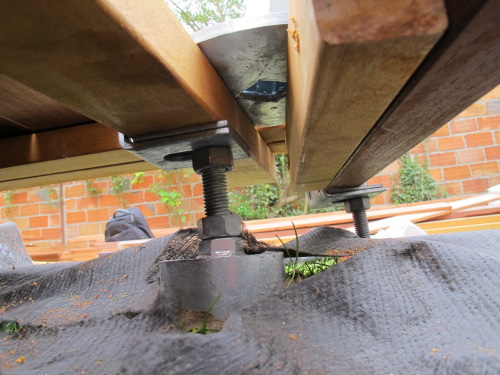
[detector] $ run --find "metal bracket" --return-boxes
[119,121,250,171]
[307,184,387,209]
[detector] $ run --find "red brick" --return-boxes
[450,118,478,134]
[144,191,158,202]
[380,160,401,174]
[124,191,144,205]
[456,148,485,164]
[27,191,44,203]
[459,102,487,118]
[370,194,385,206]
[79,223,101,236]
[87,208,110,222]
[65,184,85,198]
[443,165,471,181]
[11,192,28,204]
[477,115,500,130]
[430,152,456,167]
[29,216,49,228]
[485,146,500,160]
[148,216,171,230]
[441,182,463,196]
[465,132,494,147]
[64,198,77,211]
[155,203,169,215]
[190,197,205,212]
[20,203,40,216]
[21,229,41,240]
[192,183,204,197]
[42,228,61,240]
[11,217,29,230]
[437,136,465,151]
[40,203,60,214]
[130,175,154,190]
[96,195,119,208]
[178,169,201,184]
[495,130,500,144]
[429,168,443,181]
[462,178,490,194]
[431,124,450,137]
[470,161,499,177]
[77,196,99,210]
[67,211,87,224]
[489,176,500,186]
[49,214,60,227]
[366,174,392,187]
[135,204,155,216]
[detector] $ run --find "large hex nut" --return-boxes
[192,146,233,174]
[197,214,242,239]
[344,196,371,213]
[198,237,244,257]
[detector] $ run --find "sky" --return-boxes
[245,0,271,17]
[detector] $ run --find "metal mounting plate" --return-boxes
[193,12,288,128]
[119,121,250,171]
[308,184,387,209]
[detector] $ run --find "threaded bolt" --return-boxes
[352,209,370,238]
[200,167,230,216]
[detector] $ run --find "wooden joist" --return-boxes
[417,214,500,234]
[0,0,275,187]
[286,0,447,192]
[0,123,156,191]
[331,0,500,188]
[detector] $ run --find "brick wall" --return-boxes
[367,86,500,205]
[1,86,499,248]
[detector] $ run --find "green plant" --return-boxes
[110,176,130,207]
[168,0,245,32]
[0,321,20,335]
[391,153,447,204]
[85,179,102,197]
[4,190,17,218]
[188,293,222,334]
[278,222,300,288]
[131,172,145,185]
[148,171,188,226]
[41,185,60,208]
[230,154,337,220]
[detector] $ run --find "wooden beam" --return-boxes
[0,0,275,185]
[0,123,156,191]
[287,0,447,192]
[331,0,500,188]
[0,74,89,132]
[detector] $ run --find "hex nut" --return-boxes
[344,196,371,213]
[197,214,242,239]
[192,146,233,174]
[198,237,244,257]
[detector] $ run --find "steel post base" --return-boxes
[160,251,284,319]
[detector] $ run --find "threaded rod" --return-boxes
[201,167,230,216]
[352,210,370,238]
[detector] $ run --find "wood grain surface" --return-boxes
[286,0,447,192]
[330,0,500,188]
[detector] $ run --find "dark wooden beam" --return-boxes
[330,0,500,188]
[286,0,447,192]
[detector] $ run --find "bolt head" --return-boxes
[192,146,233,174]
[198,237,244,257]
[344,196,371,213]
[197,214,242,239]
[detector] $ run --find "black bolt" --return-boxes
[351,209,370,238]
[200,167,230,216]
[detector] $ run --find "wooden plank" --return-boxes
[417,214,500,230]
[0,73,89,132]
[422,222,500,235]
[287,0,447,192]
[257,125,287,154]
[0,123,158,190]
[331,0,500,188]
[357,192,500,234]
[0,0,275,185]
